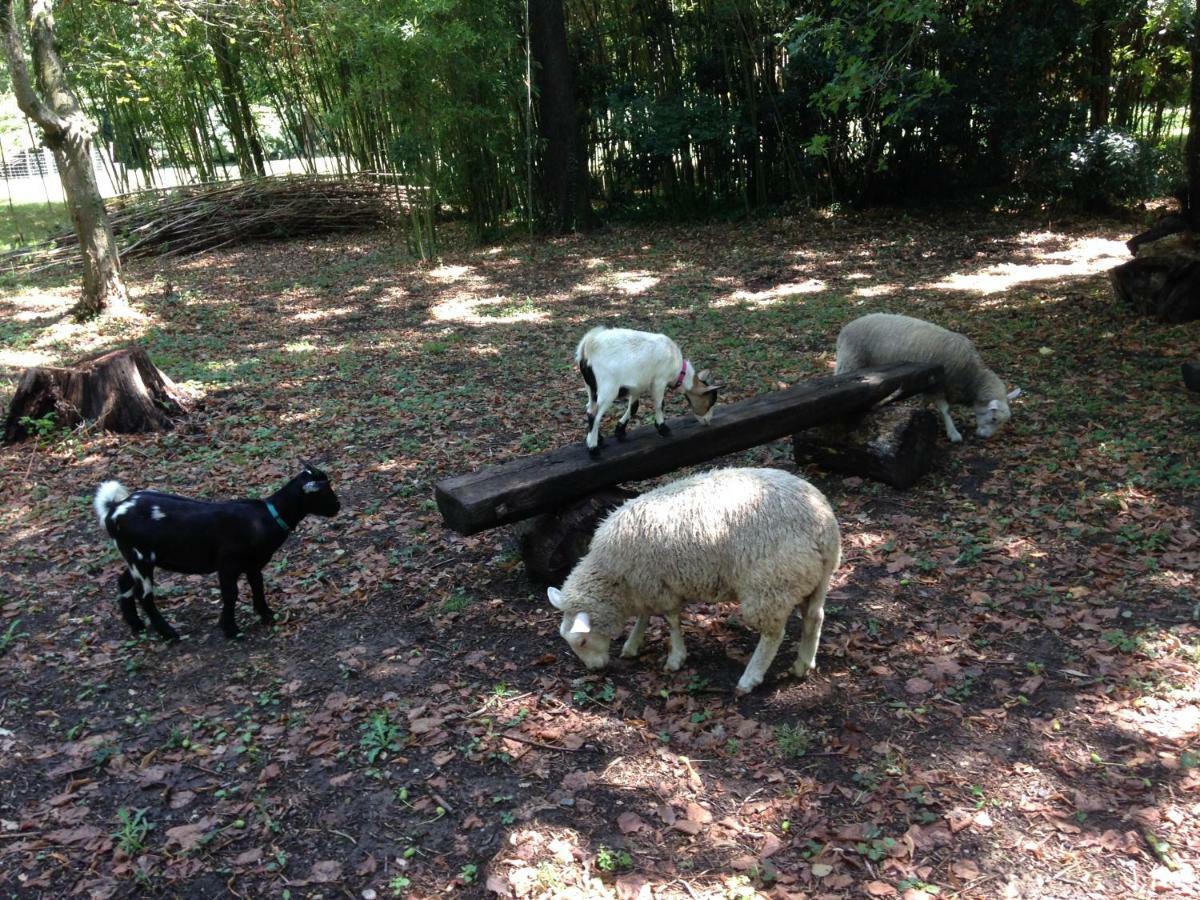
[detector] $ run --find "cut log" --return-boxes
[1110,248,1200,324]
[3,346,188,443]
[1184,362,1200,394]
[435,363,943,535]
[793,404,941,489]
[512,487,639,587]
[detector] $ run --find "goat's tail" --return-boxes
[575,326,607,366]
[94,481,130,529]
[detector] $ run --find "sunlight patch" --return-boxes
[924,235,1129,295]
[721,280,826,307]
[427,294,548,324]
[852,283,900,298]
[428,264,473,282]
[292,307,354,323]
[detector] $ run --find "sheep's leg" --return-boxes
[116,570,145,634]
[652,384,670,437]
[217,569,242,639]
[934,396,963,443]
[793,583,829,677]
[246,570,274,627]
[586,387,618,455]
[131,562,178,643]
[737,628,786,694]
[621,614,649,658]
[663,611,687,671]
[615,398,640,441]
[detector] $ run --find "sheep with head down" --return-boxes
[547,467,841,694]
[835,313,1021,442]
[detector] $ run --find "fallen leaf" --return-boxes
[309,860,343,883]
[905,677,933,694]
[617,812,646,834]
[952,859,980,879]
[866,881,897,896]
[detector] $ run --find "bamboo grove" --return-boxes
[43,0,1200,242]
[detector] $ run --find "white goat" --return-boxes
[547,467,841,693]
[575,326,719,456]
[835,313,1021,442]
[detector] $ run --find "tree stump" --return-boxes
[1184,363,1200,394]
[511,487,639,587]
[792,405,940,490]
[3,346,188,443]
[1110,227,1200,324]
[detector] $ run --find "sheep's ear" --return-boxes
[569,612,591,634]
[547,587,565,610]
[1007,387,1023,400]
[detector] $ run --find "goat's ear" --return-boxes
[547,587,565,610]
[705,384,722,395]
[303,480,323,493]
[570,612,591,634]
[1007,387,1023,401]
[696,369,711,383]
[988,399,1001,411]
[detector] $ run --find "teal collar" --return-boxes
[265,501,290,533]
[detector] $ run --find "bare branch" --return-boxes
[0,0,66,134]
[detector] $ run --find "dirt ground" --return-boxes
[1,209,1198,899]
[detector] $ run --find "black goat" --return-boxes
[93,464,341,642]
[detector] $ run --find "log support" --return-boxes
[793,404,941,489]
[435,363,943,535]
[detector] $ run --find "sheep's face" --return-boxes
[548,587,613,671]
[684,369,720,424]
[974,388,1021,438]
[973,399,1011,438]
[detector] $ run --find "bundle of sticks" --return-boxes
[1,174,402,274]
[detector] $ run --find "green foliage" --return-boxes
[360,711,405,763]
[595,846,633,872]
[774,722,817,759]
[0,619,30,656]
[112,807,153,855]
[23,0,1200,233]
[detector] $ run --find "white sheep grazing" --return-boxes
[835,312,1021,442]
[547,467,841,693]
[575,326,719,457]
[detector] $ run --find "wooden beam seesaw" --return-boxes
[434,363,944,537]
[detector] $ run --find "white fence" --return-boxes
[0,143,350,205]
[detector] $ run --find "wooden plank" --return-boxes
[434,362,943,535]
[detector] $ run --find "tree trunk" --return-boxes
[529,0,591,232]
[210,25,266,177]
[1186,2,1200,227]
[0,0,129,319]
[3,347,188,443]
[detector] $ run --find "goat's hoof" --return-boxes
[664,654,686,672]
[221,625,241,640]
[161,631,182,644]
[615,424,628,441]
[655,423,671,437]
[735,677,761,694]
[587,446,601,459]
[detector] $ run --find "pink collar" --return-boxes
[671,360,689,390]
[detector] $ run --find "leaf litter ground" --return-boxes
[0,210,1198,899]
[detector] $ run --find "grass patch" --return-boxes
[0,200,69,252]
